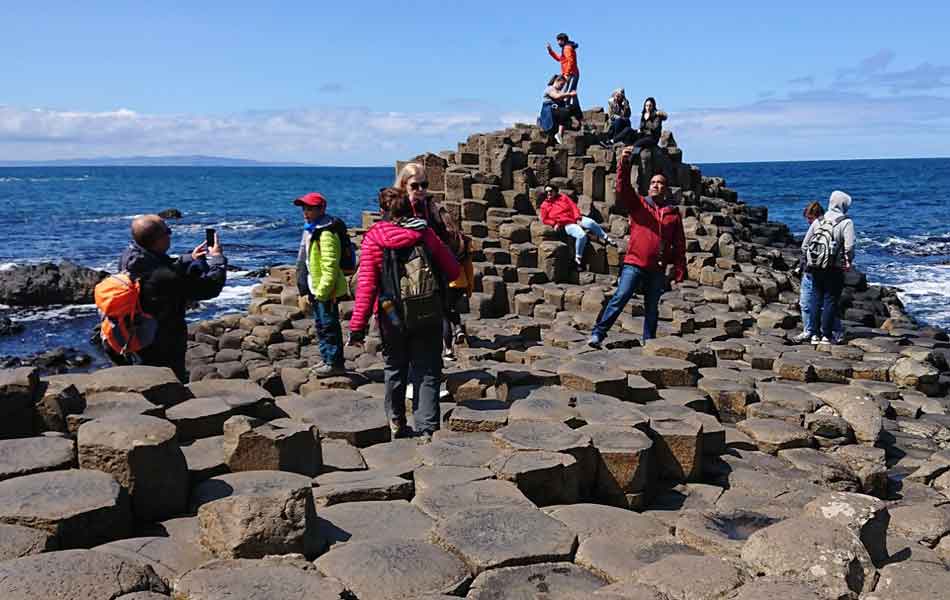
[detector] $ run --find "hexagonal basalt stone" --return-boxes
[650,418,703,482]
[0,469,129,548]
[674,508,780,558]
[643,337,717,368]
[488,450,580,506]
[449,400,510,432]
[573,392,650,429]
[0,549,168,599]
[578,424,655,508]
[0,436,75,481]
[312,469,413,507]
[493,420,595,494]
[698,378,758,423]
[413,479,535,520]
[94,535,210,586]
[316,499,434,547]
[508,393,583,426]
[778,448,861,492]
[756,382,820,413]
[222,416,321,476]
[173,557,346,600]
[467,562,607,600]
[414,465,493,491]
[736,418,813,455]
[165,396,234,442]
[575,535,701,583]
[85,365,189,407]
[315,538,470,599]
[418,434,502,468]
[545,503,669,544]
[772,355,816,382]
[558,361,628,399]
[802,491,889,564]
[621,355,700,387]
[78,415,187,521]
[0,523,57,560]
[299,397,389,447]
[430,504,577,574]
[67,391,165,434]
[195,471,320,559]
[723,578,824,600]
[629,554,744,599]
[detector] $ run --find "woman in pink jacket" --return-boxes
[348,188,460,441]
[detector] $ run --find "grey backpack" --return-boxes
[805,214,847,271]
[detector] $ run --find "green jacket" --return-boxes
[297,227,349,302]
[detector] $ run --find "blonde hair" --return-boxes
[395,163,426,192]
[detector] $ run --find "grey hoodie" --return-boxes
[801,190,855,268]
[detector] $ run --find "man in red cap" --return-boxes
[294,192,350,377]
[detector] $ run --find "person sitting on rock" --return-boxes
[540,75,577,145]
[547,33,581,126]
[539,183,615,271]
[793,201,844,344]
[589,147,686,348]
[114,215,227,381]
[801,191,855,346]
[347,188,460,442]
[294,192,349,378]
[602,88,634,147]
[633,97,672,190]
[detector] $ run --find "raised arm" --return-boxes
[615,148,639,212]
[547,45,561,62]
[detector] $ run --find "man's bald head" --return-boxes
[131,215,170,252]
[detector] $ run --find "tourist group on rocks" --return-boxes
[2,30,950,600]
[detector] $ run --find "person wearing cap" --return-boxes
[295,192,349,377]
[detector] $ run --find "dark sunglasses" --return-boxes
[409,181,429,191]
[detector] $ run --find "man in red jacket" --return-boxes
[589,146,686,348]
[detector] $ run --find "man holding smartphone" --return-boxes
[115,214,227,381]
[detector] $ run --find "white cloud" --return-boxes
[0,105,530,165]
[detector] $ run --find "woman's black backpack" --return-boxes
[379,242,443,334]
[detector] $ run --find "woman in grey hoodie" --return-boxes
[801,190,855,344]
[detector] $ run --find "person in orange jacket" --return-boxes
[547,33,581,123]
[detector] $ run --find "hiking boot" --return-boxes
[588,333,603,349]
[390,420,412,439]
[792,331,814,344]
[310,362,345,378]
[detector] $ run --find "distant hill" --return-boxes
[0,155,313,167]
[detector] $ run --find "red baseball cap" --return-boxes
[293,192,327,208]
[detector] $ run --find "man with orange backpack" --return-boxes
[104,214,227,381]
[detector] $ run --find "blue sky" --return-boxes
[2,1,948,164]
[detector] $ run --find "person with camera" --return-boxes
[114,215,227,381]
[589,147,686,348]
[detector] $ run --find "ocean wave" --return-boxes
[8,304,98,322]
[0,263,16,271]
[859,233,950,257]
[868,263,950,328]
[77,214,144,224]
[172,219,289,234]
[0,175,92,183]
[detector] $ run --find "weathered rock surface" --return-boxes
[0,436,75,481]
[173,557,346,599]
[0,549,167,598]
[0,261,107,306]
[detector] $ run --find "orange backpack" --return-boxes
[94,273,158,355]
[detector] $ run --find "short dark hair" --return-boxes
[381,188,412,219]
[378,187,402,215]
[803,201,825,220]
[548,74,563,86]
[556,33,568,42]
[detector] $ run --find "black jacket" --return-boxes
[118,241,227,380]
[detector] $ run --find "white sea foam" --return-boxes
[0,263,16,271]
[12,304,98,322]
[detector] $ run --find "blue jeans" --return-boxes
[564,217,606,259]
[592,264,665,341]
[810,269,845,340]
[312,299,343,367]
[801,272,842,336]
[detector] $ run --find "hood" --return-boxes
[119,241,168,276]
[566,41,578,50]
[828,190,852,214]
[366,220,426,250]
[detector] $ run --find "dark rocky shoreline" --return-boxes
[0,113,948,598]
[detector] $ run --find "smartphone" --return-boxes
[205,228,216,248]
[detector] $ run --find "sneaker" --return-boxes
[832,332,846,345]
[599,139,613,149]
[588,334,603,349]
[554,133,563,144]
[791,331,813,344]
[390,420,411,439]
[810,335,821,344]
[310,362,344,378]
[818,337,833,346]
[443,348,456,361]
[575,257,584,272]
[416,431,433,445]
[604,237,618,248]
[453,330,467,347]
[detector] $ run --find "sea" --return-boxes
[1,159,948,367]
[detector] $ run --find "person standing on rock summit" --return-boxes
[547,33,581,127]
[115,215,227,381]
[294,192,349,377]
[589,147,686,348]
